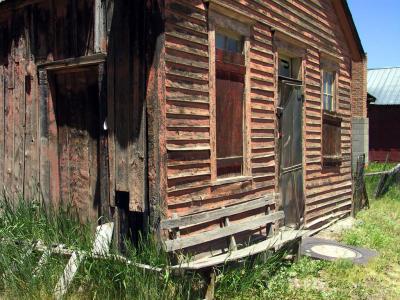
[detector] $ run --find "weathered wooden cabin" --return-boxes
[0,0,366,261]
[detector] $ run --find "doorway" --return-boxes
[278,80,305,227]
[53,68,100,221]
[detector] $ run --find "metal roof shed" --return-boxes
[368,67,400,162]
[368,67,400,105]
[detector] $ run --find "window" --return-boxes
[321,69,341,166]
[278,55,302,80]
[215,31,245,178]
[279,58,291,78]
[322,113,342,166]
[216,33,243,53]
[322,71,335,111]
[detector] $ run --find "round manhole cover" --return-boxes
[309,245,359,259]
[301,237,378,264]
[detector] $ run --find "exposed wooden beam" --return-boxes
[37,54,106,71]
[165,211,284,252]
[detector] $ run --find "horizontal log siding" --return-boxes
[164,0,353,229]
[165,0,211,208]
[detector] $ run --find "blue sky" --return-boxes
[348,0,400,69]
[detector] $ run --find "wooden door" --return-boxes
[54,69,100,221]
[278,81,304,227]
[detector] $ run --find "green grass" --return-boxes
[216,162,400,300]
[0,162,399,299]
[0,197,204,299]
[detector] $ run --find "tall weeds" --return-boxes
[0,196,204,299]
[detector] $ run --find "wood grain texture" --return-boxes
[0,0,358,254]
[161,194,276,229]
[164,0,354,251]
[0,67,4,190]
[165,210,284,252]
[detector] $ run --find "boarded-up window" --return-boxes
[215,32,245,178]
[322,112,342,166]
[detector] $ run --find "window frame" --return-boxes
[208,11,252,183]
[320,58,342,167]
[322,69,337,112]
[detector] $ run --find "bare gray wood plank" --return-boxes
[54,223,114,299]
[172,229,308,270]
[164,211,284,252]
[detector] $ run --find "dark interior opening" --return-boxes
[52,68,101,222]
[116,191,144,253]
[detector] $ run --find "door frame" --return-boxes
[277,77,305,227]
[37,54,110,222]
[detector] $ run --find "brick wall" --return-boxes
[351,55,369,168]
[351,56,368,117]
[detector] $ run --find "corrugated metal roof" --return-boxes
[368,67,400,105]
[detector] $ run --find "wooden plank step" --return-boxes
[53,223,114,299]
[161,194,277,230]
[172,228,308,270]
[164,211,284,252]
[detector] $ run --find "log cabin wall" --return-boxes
[0,0,359,251]
[0,0,103,218]
[0,0,164,226]
[0,0,99,218]
[163,0,355,244]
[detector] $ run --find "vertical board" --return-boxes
[0,66,4,188]
[12,56,25,197]
[107,0,147,213]
[23,60,40,200]
[55,73,70,207]
[53,0,72,60]
[76,0,95,56]
[86,73,100,221]
[47,72,60,207]
[98,63,110,218]
[4,62,13,198]
[145,0,167,228]
[39,69,50,205]
[129,0,146,212]
[54,70,100,221]
[114,0,130,192]
[107,25,116,207]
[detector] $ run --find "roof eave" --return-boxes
[332,0,366,62]
[341,0,366,59]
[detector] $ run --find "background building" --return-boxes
[368,67,400,162]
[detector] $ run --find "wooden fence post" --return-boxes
[352,154,369,217]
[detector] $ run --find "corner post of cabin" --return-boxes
[145,0,167,237]
[98,62,111,221]
[38,68,50,207]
